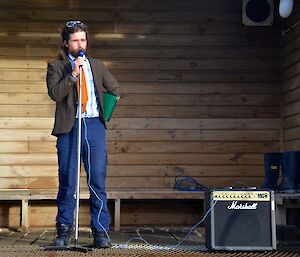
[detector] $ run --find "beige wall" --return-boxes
[0,0,282,227]
[281,2,300,151]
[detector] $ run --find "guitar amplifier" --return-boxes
[205,189,276,251]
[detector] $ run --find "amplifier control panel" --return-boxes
[212,191,270,201]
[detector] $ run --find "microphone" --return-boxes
[78,50,85,57]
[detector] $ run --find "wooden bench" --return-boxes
[0,188,205,232]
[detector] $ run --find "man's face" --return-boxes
[65,31,87,57]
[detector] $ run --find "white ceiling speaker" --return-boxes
[279,0,294,18]
[242,0,274,26]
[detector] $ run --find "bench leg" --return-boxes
[114,198,121,231]
[21,199,29,232]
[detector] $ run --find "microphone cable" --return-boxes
[83,117,110,243]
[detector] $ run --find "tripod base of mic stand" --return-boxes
[44,241,93,253]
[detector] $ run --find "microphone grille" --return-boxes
[78,50,85,57]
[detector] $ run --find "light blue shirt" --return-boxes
[68,53,100,118]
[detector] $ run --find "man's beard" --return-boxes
[69,48,86,58]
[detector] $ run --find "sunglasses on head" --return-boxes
[65,21,84,28]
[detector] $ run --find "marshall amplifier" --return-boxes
[205,189,276,251]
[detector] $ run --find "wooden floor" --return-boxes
[0,227,299,256]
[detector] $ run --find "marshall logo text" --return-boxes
[227,201,258,210]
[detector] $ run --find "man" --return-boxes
[46,21,121,248]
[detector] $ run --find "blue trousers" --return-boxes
[56,117,110,232]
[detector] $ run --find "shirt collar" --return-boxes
[68,53,76,62]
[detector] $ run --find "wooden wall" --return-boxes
[0,0,281,227]
[282,1,300,150]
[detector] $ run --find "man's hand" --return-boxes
[72,56,85,77]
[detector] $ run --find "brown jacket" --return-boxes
[46,57,121,136]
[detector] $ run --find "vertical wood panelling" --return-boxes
[282,2,300,150]
[0,0,281,226]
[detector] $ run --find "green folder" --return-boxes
[103,92,120,122]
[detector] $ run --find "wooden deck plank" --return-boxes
[138,228,178,245]
[0,231,25,245]
[0,227,200,246]
[13,231,44,245]
[31,229,55,246]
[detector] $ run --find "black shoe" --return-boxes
[52,223,72,247]
[93,231,111,248]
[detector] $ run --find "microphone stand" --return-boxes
[72,64,93,252]
[45,65,92,253]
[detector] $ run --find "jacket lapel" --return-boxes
[62,58,78,101]
[63,58,72,74]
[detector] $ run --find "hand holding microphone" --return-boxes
[72,50,85,77]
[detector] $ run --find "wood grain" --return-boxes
[0,0,285,227]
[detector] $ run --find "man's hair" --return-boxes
[58,21,89,60]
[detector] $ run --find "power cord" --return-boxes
[114,200,218,249]
[174,176,207,191]
[230,181,257,189]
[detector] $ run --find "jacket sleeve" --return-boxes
[100,60,121,97]
[46,61,76,102]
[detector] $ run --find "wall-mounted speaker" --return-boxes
[205,189,277,251]
[242,0,274,26]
